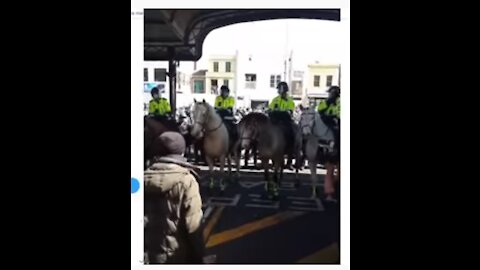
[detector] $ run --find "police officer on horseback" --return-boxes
[317,85,340,201]
[268,82,297,170]
[269,82,295,115]
[214,85,235,118]
[148,87,176,129]
[214,85,237,147]
[317,86,340,138]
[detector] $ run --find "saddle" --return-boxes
[216,109,238,146]
[148,115,179,132]
[268,111,296,153]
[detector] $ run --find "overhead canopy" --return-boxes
[144,9,340,61]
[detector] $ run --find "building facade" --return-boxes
[236,51,287,109]
[205,55,237,102]
[306,63,340,103]
[143,61,195,113]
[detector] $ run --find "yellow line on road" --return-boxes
[203,206,225,241]
[206,210,305,248]
[297,242,340,263]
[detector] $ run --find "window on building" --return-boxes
[223,79,229,87]
[245,74,257,82]
[211,79,218,94]
[144,68,148,82]
[313,75,320,87]
[213,62,219,72]
[154,68,166,82]
[270,75,275,88]
[276,75,281,86]
[245,74,257,89]
[225,62,231,72]
[194,80,205,94]
[326,75,333,87]
[291,81,303,96]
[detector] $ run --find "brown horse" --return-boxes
[144,116,180,168]
[236,112,288,199]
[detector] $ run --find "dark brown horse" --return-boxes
[236,112,288,199]
[144,116,180,168]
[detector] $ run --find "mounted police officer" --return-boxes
[268,82,297,170]
[148,87,176,130]
[214,85,235,118]
[214,85,237,145]
[317,85,340,201]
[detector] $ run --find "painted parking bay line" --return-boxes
[203,206,225,241]
[206,210,305,248]
[297,242,339,263]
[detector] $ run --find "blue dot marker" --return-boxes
[131,178,140,194]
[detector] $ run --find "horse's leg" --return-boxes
[206,155,215,190]
[309,156,318,199]
[243,148,250,168]
[324,162,336,201]
[219,154,226,192]
[227,154,232,180]
[271,158,281,200]
[263,158,270,193]
[277,159,284,200]
[253,144,258,169]
[234,141,241,179]
[194,143,199,164]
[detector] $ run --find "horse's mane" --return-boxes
[193,101,216,118]
[239,112,269,130]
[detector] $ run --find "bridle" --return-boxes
[193,105,224,134]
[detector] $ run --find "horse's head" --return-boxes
[239,113,267,149]
[299,106,316,136]
[190,99,210,139]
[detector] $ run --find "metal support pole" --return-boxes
[167,47,177,116]
[338,64,341,88]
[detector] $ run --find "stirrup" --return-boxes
[219,179,226,191]
[209,178,215,189]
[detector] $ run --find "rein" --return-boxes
[193,106,224,134]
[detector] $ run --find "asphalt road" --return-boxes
[198,166,340,264]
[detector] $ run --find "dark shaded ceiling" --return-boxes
[144,9,340,61]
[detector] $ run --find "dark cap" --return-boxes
[327,86,340,94]
[220,85,229,92]
[277,82,289,93]
[158,132,186,157]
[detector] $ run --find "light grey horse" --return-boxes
[190,99,233,192]
[299,106,336,198]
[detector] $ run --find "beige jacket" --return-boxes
[144,157,204,264]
